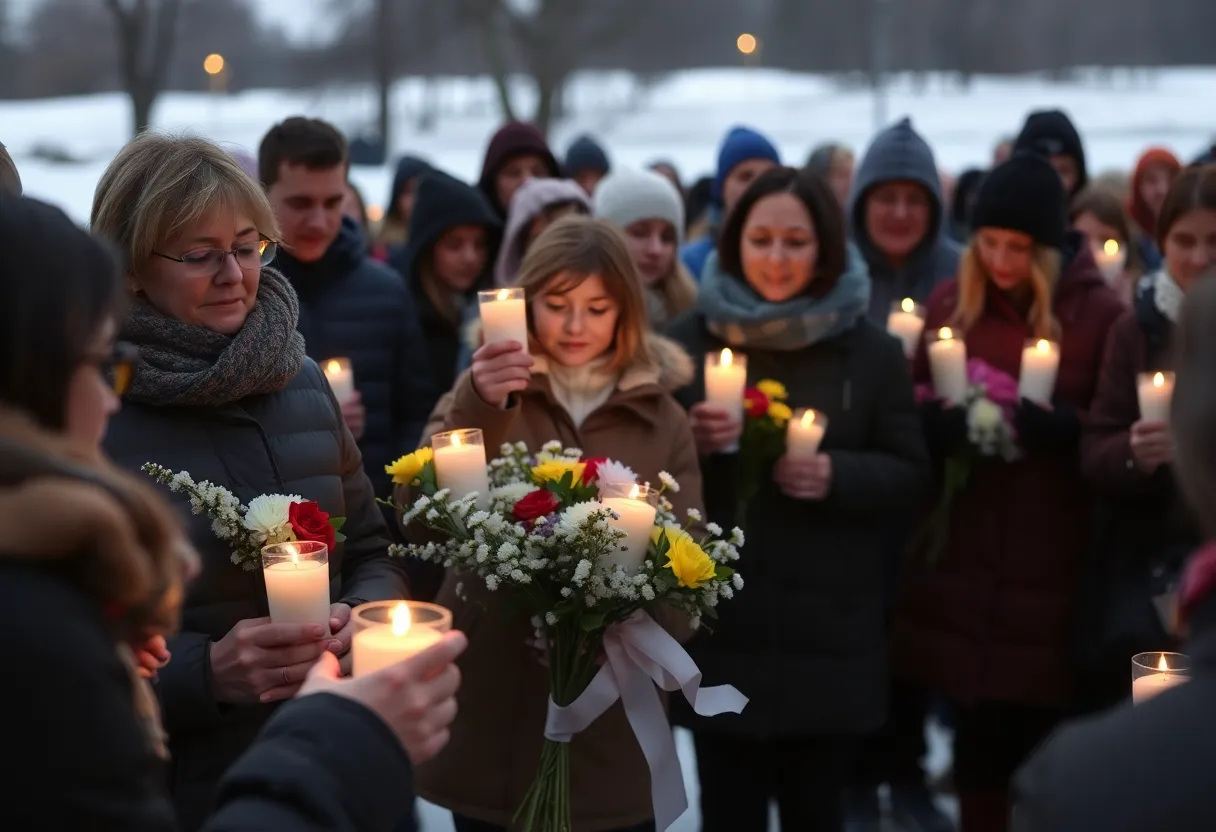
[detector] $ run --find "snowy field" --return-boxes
[3,67,1215,225]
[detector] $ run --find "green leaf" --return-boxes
[333,531,347,543]
[714,565,735,580]
[580,612,605,632]
[330,517,347,532]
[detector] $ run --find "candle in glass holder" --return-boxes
[478,287,529,352]
[323,357,355,404]
[1137,371,1175,423]
[1018,338,1060,405]
[786,408,828,459]
[351,601,452,677]
[1093,239,1126,285]
[704,348,748,453]
[432,428,490,508]
[928,327,968,405]
[601,483,658,571]
[1131,651,1190,704]
[887,298,926,358]
[262,541,331,632]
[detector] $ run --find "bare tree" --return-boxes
[102,0,183,136]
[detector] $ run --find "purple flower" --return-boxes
[966,359,1019,407]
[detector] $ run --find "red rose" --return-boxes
[288,500,336,551]
[514,488,559,523]
[581,457,609,484]
[743,387,770,419]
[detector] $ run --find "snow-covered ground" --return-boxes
[4,67,1215,224]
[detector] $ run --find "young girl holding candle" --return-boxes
[665,166,929,832]
[411,216,704,832]
[1074,164,1216,714]
[892,152,1125,832]
[1068,184,1146,307]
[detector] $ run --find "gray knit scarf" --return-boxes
[121,267,306,407]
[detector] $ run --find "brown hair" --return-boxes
[717,166,848,299]
[951,240,1062,340]
[1171,270,1216,535]
[1069,184,1144,273]
[258,117,348,188]
[654,258,699,323]
[0,143,20,195]
[1156,164,1216,251]
[513,216,652,371]
[91,133,279,274]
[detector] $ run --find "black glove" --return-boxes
[1015,397,1081,451]
[919,399,969,456]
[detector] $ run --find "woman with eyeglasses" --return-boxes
[0,193,466,830]
[90,134,410,831]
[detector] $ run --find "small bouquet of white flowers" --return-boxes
[382,440,747,832]
[142,463,346,570]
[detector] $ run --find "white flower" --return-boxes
[491,482,539,503]
[243,494,303,538]
[593,459,638,490]
[968,397,1003,433]
[732,573,745,590]
[485,574,500,591]
[730,527,745,547]
[706,521,723,536]
[558,501,604,536]
[686,508,702,523]
[658,471,680,492]
[545,612,559,626]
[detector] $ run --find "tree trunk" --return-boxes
[375,0,392,150]
[532,71,565,136]
[131,82,156,134]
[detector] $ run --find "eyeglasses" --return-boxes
[99,342,139,396]
[153,239,278,277]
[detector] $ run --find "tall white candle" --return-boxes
[1093,239,1126,285]
[928,327,968,405]
[786,409,827,459]
[601,484,658,572]
[704,348,748,453]
[262,543,331,632]
[323,358,355,405]
[352,602,443,677]
[887,298,926,358]
[1018,338,1060,404]
[432,429,491,509]
[1137,371,1175,423]
[478,287,530,352]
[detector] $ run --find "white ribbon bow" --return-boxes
[544,610,749,831]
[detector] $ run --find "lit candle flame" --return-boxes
[391,602,412,636]
[938,327,954,341]
[497,288,511,301]
[326,359,342,374]
[1036,339,1051,353]
[1153,372,1165,388]
[452,432,463,448]
[901,297,915,314]
[1158,654,1169,672]
[1104,239,1120,256]
[801,410,816,428]
[628,484,641,500]
[720,348,733,367]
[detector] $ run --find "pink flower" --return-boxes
[966,359,1019,407]
[914,383,938,405]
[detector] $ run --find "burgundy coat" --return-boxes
[892,241,1124,708]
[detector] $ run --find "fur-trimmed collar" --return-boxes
[528,333,695,393]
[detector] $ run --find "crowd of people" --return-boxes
[0,101,1215,832]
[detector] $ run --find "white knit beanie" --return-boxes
[593,167,684,246]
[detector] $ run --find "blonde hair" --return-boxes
[653,258,698,323]
[951,242,1062,340]
[91,133,279,272]
[514,216,653,371]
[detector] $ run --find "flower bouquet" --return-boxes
[141,463,346,570]
[736,379,793,527]
[383,441,747,832]
[913,359,1020,562]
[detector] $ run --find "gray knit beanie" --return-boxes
[593,167,684,245]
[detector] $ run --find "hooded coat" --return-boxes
[849,117,963,324]
[476,122,561,218]
[1013,110,1089,199]
[493,177,592,287]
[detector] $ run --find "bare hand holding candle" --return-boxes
[1018,338,1060,405]
[786,408,828,459]
[1131,652,1190,704]
[352,601,452,677]
[601,483,658,572]
[1138,371,1175,423]
[478,287,529,352]
[704,348,747,453]
[887,298,926,359]
[262,541,332,632]
[432,428,491,509]
[928,327,968,405]
[322,358,355,405]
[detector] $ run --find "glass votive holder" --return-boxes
[261,541,331,631]
[1131,651,1190,704]
[431,428,490,508]
[599,483,660,572]
[477,287,529,351]
[351,600,453,678]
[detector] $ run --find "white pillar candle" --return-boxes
[928,327,968,405]
[887,298,926,358]
[1137,371,1175,423]
[786,408,828,459]
[1132,653,1189,704]
[262,542,331,632]
[478,287,530,353]
[352,602,445,677]
[1093,239,1126,285]
[601,484,658,572]
[1018,338,1060,405]
[322,357,355,405]
[432,429,491,508]
[704,348,748,454]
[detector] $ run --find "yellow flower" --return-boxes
[652,526,717,589]
[756,379,788,401]
[532,459,587,485]
[385,447,433,485]
[767,401,793,426]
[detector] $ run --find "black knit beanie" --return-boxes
[970,152,1067,249]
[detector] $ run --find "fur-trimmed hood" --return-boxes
[528,332,694,393]
[0,408,197,638]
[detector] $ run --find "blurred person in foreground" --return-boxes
[0,193,466,831]
[1013,267,1216,832]
[0,141,22,194]
[92,133,410,830]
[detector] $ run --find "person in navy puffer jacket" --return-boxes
[261,118,434,501]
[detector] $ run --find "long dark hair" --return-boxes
[0,195,124,429]
[1172,271,1216,536]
